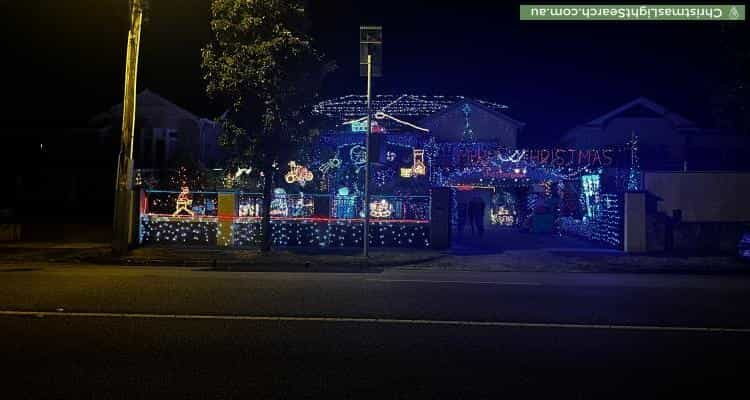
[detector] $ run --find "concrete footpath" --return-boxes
[0,241,748,273]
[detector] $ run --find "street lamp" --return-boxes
[359,26,382,258]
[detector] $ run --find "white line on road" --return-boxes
[366,279,542,286]
[1,310,748,334]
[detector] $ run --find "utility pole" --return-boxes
[363,54,372,257]
[359,26,382,258]
[112,0,144,255]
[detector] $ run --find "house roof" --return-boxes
[420,98,526,129]
[94,89,201,128]
[583,97,696,128]
[314,94,510,123]
[341,112,431,133]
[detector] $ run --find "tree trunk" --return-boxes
[260,163,274,253]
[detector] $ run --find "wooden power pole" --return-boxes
[112,0,143,255]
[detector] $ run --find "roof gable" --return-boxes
[98,89,200,129]
[419,99,525,129]
[585,97,695,128]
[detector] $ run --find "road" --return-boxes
[1,263,749,398]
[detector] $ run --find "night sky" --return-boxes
[1,0,746,145]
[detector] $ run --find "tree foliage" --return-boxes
[201,0,335,250]
[203,0,334,168]
[710,24,749,135]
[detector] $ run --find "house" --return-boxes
[560,97,750,171]
[420,98,524,147]
[315,94,524,146]
[93,89,225,169]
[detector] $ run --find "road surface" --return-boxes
[1,263,748,398]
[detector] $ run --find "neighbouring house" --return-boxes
[642,171,750,253]
[560,97,750,171]
[92,89,225,170]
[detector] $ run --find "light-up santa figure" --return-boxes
[172,186,195,217]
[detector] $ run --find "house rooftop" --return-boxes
[314,94,509,123]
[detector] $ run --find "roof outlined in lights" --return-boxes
[314,94,510,123]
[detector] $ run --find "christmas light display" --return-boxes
[333,187,357,219]
[412,149,426,176]
[399,149,427,178]
[233,219,429,248]
[318,153,342,174]
[270,188,289,217]
[350,120,368,132]
[289,194,314,217]
[559,193,622,248]
[489,191,518,226]
[284,161,314,186]
[172,186,194,217]
[234,167,252,179]
[314,94,508,122]
[349,145,368,166]
[374,169,396,188]
[498,150,526,163]
[627,132,642,191]
[461,104,475,142]
[238,192,263,217]
[369,199,394,218]
[490,206,516,226]
[140,215,217,245]
[343,111,431,134]
[142,190,431,248]
[372,111,430,132]
[581,174,601,220]
[137,91,643,253]
[239,203,259,218]
[591,193,622,248]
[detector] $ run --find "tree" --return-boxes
[202,0,334,252]
[710,24,749,136]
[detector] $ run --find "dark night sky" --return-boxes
[0,0,746,145]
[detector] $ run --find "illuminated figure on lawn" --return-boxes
[291,193,314,217]
[172,186,194,217]
[319,153,342,174]
[412,149,426,176]
[349,145,368,173]
[490,206,515,226]
[334,187,357,219]
[400,149,426,178]
[234,167,252,180]
[370,199,394,218]
[270,188,289,217]
[285,161,314,186]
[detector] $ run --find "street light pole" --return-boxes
[359,25,381,258]
[112,0,143,256]
[363,54,372,258]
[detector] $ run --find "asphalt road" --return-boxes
[1,263,749,398]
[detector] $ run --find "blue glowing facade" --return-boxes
[136,94,645,250]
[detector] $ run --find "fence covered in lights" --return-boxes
[139,189,431,248]
[557,173,624,249]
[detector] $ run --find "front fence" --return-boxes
[139,190,431,248]
[559,193,623,249]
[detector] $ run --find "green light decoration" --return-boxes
[627,132,642,191]
[461,104,475,142]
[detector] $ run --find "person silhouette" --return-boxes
[457,202,468,239]
[469,196,485,238]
